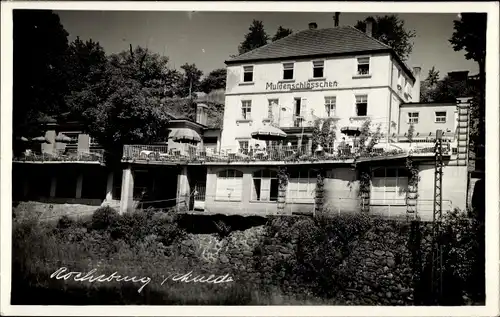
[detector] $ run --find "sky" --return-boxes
[55,10,479,80]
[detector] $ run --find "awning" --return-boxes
[251,124,287,141]
[170,128,201,143]
[341,126,361,137]
[31,136,51,144]
[55,133,72,143]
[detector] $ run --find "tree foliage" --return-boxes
[272,26,293,42]
[71,47,182,161]
[200,68,227,93]
[13,10,70,138]
[449,13,486,154]
[179,63,203,97]
[355,15,416,60]
[238,20,269,55]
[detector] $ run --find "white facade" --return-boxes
[221,52,420,151]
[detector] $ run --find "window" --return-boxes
[355,95,368,116]
[241,100,252,120]
[252,169,278,202]
[268,99,279,120]
[287,169,316,203]
[283,63,294,80]
[216,169,244,201]
[325,96,336,117]
[238,140,249,154]
[357,57,370,75]
[407,112,419,124]
[435,111,447,123]
[243,66,253,82]
[313,60,324,78]
[371,167,409,205]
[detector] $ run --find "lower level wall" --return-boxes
[13,200,100,222]
[417,163,468,221]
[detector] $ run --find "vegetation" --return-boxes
[354,15,416,60]
[272,26,293,42]
[237,20,270,55]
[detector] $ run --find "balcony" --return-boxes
[122,141,447,165]
[13,148,105,164]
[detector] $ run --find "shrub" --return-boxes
[56,215,74,230]
[91,206,119,231]
[265,212,374,299]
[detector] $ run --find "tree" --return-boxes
[272,26,293,42]
[420,66,441,102]
[179,63,203,97]
[72,46,182,162]
[354,15,416,60]
[449,13,486,156]
[238,20,269,55]
[64,37,108,117]
[13,10,69,138]
[200,68,226,93]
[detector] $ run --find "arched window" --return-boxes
[216,169,243,201]
[371,167,408,205]
[287,169,316,203]
[252,169,278,202]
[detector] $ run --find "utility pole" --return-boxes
[430,129,444,304]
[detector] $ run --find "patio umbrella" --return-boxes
[251,123,287,141]
[31,136,51,144]
[55,133,72,143]
[170,128,202,143]
[340,126,362,137]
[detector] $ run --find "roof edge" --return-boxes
[225,48,392,65]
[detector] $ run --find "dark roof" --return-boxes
[225,26,415,83]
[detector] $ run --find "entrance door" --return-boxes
[190,167,207,211]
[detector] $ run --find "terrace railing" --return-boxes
[123,141,446,164]
[13,148,105,163]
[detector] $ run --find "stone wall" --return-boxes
[13,200,103,222]
[176,214,434,304]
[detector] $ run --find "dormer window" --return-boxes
[283,63,294,80]
[357,57,370,75]
[313,61,324,78]
[243,66,253,82]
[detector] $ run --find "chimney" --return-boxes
[196,103,208,126]
[412,66,421,103]
[308,22,317,30]
[365,17,374,37]
[334,12,340,27]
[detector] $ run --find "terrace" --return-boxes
[13,148,105,164]
[122,141,452,165]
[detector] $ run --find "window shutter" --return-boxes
[301,98,307,118]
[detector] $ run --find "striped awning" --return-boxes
[170,128,202,143]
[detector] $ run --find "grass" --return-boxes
[11,211,339,305]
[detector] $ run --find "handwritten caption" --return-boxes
[50,267,234,293]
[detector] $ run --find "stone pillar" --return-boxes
[176,166,190,212]
[106,171,114,201]
[78,134,90,154]
[307,138,313,155]
[75,173,83,199]
[120,165,134,214]
[42,130,56,155]
[50,176,57,198]
[455,97,471,166]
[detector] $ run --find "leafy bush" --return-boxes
[441,208,485,303]
[91,206,119,230]
[266,213,373,298]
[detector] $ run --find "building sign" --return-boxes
[266,81,338,91]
